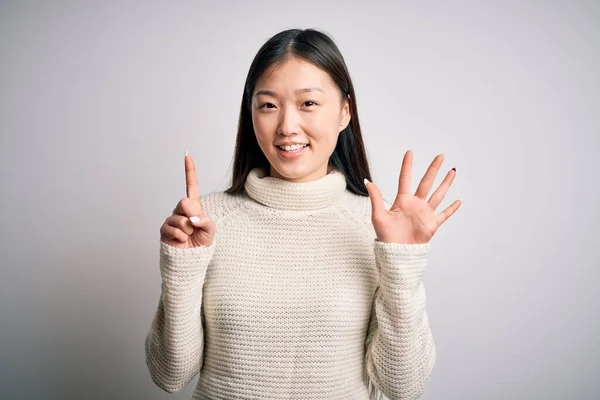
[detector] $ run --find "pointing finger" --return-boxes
[185,151,200,200]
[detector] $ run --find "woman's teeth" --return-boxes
[278,144,308,152]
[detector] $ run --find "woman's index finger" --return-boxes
[184,153,200,200]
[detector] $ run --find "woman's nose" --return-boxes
[277,108,301,135]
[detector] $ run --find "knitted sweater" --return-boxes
[145,166,436,400]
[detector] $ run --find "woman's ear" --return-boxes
[339,95,351,132]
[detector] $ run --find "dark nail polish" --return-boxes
[452,167,456,171]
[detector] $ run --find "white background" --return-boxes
[1,1,598,399]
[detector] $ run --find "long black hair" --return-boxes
[225,28,372,197]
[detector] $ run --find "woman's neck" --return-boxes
[268,163,333,183]
[244,166,347,211]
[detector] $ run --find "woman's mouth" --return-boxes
[275,144,309,159]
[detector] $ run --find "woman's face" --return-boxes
[251,57,351,182]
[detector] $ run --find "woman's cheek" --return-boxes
[260,135,276,157]
[253,120,274,147]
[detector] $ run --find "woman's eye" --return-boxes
[258,101,316,109]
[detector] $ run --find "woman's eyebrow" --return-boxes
[295,87,324,94]
[254,87,324,97]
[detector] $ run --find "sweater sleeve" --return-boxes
[364,239,436,400]
[145,238,216,393]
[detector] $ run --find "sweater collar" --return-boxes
[244,166,347,211]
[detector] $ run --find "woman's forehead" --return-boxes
[257,58,336,93]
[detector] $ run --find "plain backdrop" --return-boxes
[1,1,598,399]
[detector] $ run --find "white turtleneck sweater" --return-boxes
[145,167,436,400]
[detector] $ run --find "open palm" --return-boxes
[365,150,462,244]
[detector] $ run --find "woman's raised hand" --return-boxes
[365,150,462,245]
[160,152,216,248]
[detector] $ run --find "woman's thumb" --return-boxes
[189,213,215,233]
[364,178,384,216]
[189,214,206,227]
[189,215,201,226]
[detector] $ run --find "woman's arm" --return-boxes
[364,240,436,400]
[145,238,215,393]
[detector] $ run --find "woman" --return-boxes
[146,28,461,400]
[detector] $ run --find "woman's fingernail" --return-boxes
[189,216,200,224]
[185,150,188,157]
[452,167,456,171]
[364,178,370,187]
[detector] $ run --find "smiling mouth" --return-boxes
[275,144,309,152]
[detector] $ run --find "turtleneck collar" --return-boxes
[243,166,347,211]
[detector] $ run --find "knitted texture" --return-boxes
[145,167,436,400]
